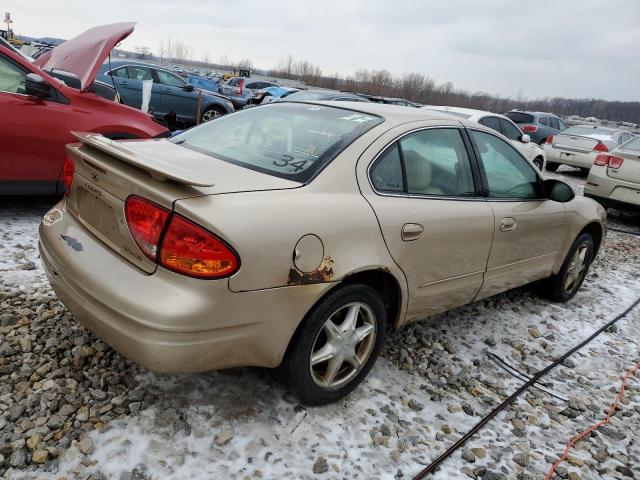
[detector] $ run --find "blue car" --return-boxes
[219,77,280,109]
[185,75,221,94]
[97,60,234,128]
[254,86,301,104]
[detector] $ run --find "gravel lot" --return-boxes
[0,169,639,480]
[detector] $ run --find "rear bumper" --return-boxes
[39,202,334,373]
[583,193,639,212]
[545,147,595,169]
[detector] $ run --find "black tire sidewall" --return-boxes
[284,284,386,406]
[545,162,559,172]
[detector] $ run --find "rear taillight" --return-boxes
[62,157,75,196]
[594,154,624,169]
[593,141,609,152]
[124,196,170,261]
[521,125,537,133]
[545,135,553,144]
[160,215,239,279]
[236,79,244,96]
[125,195,239,278]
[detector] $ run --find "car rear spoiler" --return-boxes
[70,132,215,186]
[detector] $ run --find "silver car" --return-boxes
[544,125,635,172]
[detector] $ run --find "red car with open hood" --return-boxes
[0,22,168,195]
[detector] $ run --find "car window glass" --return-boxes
[538,117,549,127]
[110,66,128,78]
[558,119,567,130]
[0,55,26,94]
[479,116,502,134]
[549,118,561,130]
[399,128,475,197]
[127,66,153,81]
[173,103,383,182]
[370,144,404,193]
[471,130,539,199]
[156,70,186,87]
[499,119,522,141]
[621,137,640,151]
[505,112,534,123]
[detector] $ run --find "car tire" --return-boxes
[201,106,224,123]
[533,156,544,171]
[542,233,594,302]
[282,284,386,405]
[545,162,560,172]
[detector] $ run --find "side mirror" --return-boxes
[182,84,195,92]
[544,179,575,203]
[25,73,51,98]
[521,133,531,143]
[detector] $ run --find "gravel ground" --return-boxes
[0,169,639,480]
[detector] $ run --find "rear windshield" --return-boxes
[562,126,615,137]
[283,90,336,101]
[621,137,640,151]
[172,103,383,182]
[504,112,534,124]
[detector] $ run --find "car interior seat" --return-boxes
[403,149,445,195]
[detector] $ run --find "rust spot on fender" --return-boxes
[288,255,334,285]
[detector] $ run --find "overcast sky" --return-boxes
[5,0,639,101]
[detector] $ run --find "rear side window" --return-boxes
[538,117,550,127]
[127,66,152,81]
[173,103,383,182]
[471,130,539,199]
[370,144,404,193]
[558,119,567,130]
[549,118,561,130]
[369,128,476,197]
[110,66,128,78]
[505,112,534,124]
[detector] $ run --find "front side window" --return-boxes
[549,118,561,130]
[156,70,186,87]
[499,118,523,141]
[479,116,502,134]
[621,136,640,151]
[471,130,539,199]
[0,55,26,94]
[538,116,550,127]
[173,103,383,182]
[558,119,567,130]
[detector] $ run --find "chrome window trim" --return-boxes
[366,125,485,202]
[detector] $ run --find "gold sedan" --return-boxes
[39,102,606,405]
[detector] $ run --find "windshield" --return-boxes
[621,136,640,151]
[562,126,615,137]
[172,103,383,182]
[505,112,534,124]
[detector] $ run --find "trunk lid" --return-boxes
[550,133,603,154]
[610,143,640,185]
[65,133,300,272]
[34,22,136,92]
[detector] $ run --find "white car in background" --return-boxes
[584,136,640,212]
[543,125,635,173]
[423,106,546,170]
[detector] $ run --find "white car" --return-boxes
[423,106,546,170]
[543,125,635,172]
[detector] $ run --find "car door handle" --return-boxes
[402,223,424,242]
[500,217,518,232]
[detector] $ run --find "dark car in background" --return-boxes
[97,60,234,128]
[504,110,568,145]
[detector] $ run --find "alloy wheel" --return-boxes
[564,245,589,294]
[309,302,377,389]
[202,109,221,122]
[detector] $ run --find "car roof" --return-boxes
[507,109,560,117]
[283,100,465,124]
[423,105,512,122]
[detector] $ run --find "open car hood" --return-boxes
[34,22,135,92]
